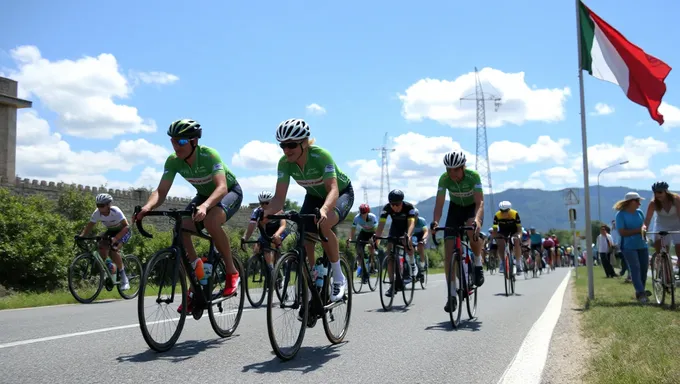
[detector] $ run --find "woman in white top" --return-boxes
[643,181,680,266]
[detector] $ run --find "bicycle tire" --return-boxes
[449,250,463,328]
[245,254,267,308]
[118,254,142,300]
[466,260,477,319]
[652,253,664,305]
[378,255,394,311]
[402,252,415,307]
[367,250,379,292]
[267,252,307,361]
[504,256,509,297]
[323,256,352,344]
[420,253,429,289]
[68,252,104,304]
[351,257,363,294]
[662,253,676,308]
[138,249,187,352]
[209,256,245,337]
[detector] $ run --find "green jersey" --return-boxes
[161,145,237,197]
[436,169,483,206]
[277,145,350,198]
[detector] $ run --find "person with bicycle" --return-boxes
[529,227,544,270]
[431,150,485,313]
[133,119,244,313]
[411,208,430,281]
[242,191,288,272]
[347,203,378,281]
[492,201,524,275]
[542,234,555,269]
[78,193,131,290]
[263,118,354,303]
[643,181,680,271]
[485,227,498,272]
[373,189,417,297]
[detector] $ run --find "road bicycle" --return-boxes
[649,230,679,308]
[495,234,517,297]
[68,235,142,304]
[431,224,477,328]
[349,238,379,293]
[133,204,245,352]
[262,209,352,361]
[241,237,284,308]
[375,234,415,311]
[412,237,429,289]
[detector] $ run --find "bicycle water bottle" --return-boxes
[193,258,207,286]
[202,256,212,283]
[105,259,117,281]
[315,259,326,288]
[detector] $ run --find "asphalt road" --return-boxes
[0,268,570,384]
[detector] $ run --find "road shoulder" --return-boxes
[541,274,591,384]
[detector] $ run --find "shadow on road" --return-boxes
[493,293,523,297]
[115,337,235,363]
[242,343,345,374]
[425,319,482,332]
[364,305,412,313]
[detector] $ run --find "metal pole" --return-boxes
[575,0,595,300]
[572,222,578,278]
[597,172,602,222]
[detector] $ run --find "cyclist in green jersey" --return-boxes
[134,119,244,311]
[264,118,354,302]
[431,150,485,313]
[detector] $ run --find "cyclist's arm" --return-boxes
[275,216,287,236]
[375,209,388,238]
[321,177,339,214]
[643,199,655,229]
[406,216,416,238]
[112,219,129,243]
[433,193,445,225]
[422,225,430,240]
[201,172,228,210]
[473,191,484,225]
[514,212,523,235]
[80,221,95,237]
[243,220,257,240]
[144,179,173,211]
[349,226,356,240]
[268,160,290,214]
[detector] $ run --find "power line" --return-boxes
[371,132,395,204]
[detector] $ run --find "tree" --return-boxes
[57,186,95,225]
[284,199,301,211]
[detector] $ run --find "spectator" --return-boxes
[642,181,680,272]
[614,192,651,303]
[597,225,617,277]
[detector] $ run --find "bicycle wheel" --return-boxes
[420,253,429,289]
[267,252,307,361]
[652,253,664,305]
[449,251,463,328]
[662,253,676,307]
[367,251,379,292]
[402,254,415,307]
[138,250,186,352]
[323,256,352,344]
[209,256,245,337]
[68,253,104,304]
[510,257,516,295]
[351,257,363,294]
[378,254,394,311]
[504,257,509,297]
[118,254,142,300]
[466,261,478,319]
[245,254,267,307]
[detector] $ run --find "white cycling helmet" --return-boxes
[276,118,310,142]
[96,193,113,205]
[443,150,466,168]
[258,191,274,203]
[413,208,419,216]
[498,200,512,211]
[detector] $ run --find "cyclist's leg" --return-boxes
[417,241,426,271]
[496,238,507,270]
[463,216,485,287]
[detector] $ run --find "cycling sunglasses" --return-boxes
[171,138,190,146]
[279,142,300,150]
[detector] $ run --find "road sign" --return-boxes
[564,188,579,205]
[569,208,577,221]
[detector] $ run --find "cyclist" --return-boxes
[347,203,378,281]
[486,227,499,272]
[643,181,680,270]
[78,193,130,290]
[529,226,544,270]
[411,208,430,280]
[431,150,485,313]
[374,189,417,297]
[492,200,523,275]
[552,235,561,267]
[133,119,244,313]
[242,191,288,272]
[263,118,354,302]
[542,234,555,269]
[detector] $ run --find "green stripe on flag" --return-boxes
[579,2,595,73]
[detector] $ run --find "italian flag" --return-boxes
[578,1,672,125]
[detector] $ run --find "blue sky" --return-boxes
[2,0,679,209]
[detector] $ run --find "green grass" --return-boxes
[574,266,680,384]
[0,288,129,310]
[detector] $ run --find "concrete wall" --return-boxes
[0,175,354,235]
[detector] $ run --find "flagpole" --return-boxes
[575,0,595,300]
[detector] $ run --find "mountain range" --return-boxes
[366,186,658,232]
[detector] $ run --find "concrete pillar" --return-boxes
[0,77,32,181]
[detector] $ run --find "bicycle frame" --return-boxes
[74,236,121,285]
[374,235,409,281]
[133,204,230,311]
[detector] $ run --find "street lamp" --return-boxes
[597,160,630,222]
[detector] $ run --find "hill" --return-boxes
[366,186,656,232]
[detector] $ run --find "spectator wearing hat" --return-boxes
[614,192,651,303]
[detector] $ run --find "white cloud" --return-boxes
[305,103,326,115]
[237,174,307,204]
[231,140,282,170]
[6,45,177,139]
[488,136,571,171]
[397,67,571,128]
[129,70,179,85]
[15,110,174,190]
[529,167,579,185]
[659,102,680,131]
[660,165,680,184]
[590,102,614,116]
[496,178,546,192]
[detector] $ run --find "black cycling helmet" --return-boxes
[167,119,202,139]
[388,189,405,203]
[652,181,669,192]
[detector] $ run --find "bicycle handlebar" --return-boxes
[647,230,680,236]
[132,204,198,239]
[430,224,477,247]
[257,208,328,243]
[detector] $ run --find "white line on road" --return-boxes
[497,270,572,384]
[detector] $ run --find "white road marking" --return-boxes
[497,270,572,384]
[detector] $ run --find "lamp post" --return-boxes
[597,160,629,222]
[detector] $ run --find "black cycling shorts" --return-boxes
[445,203,477,239]
[187,182,243,222]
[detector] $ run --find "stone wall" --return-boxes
[0,176,354,235]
